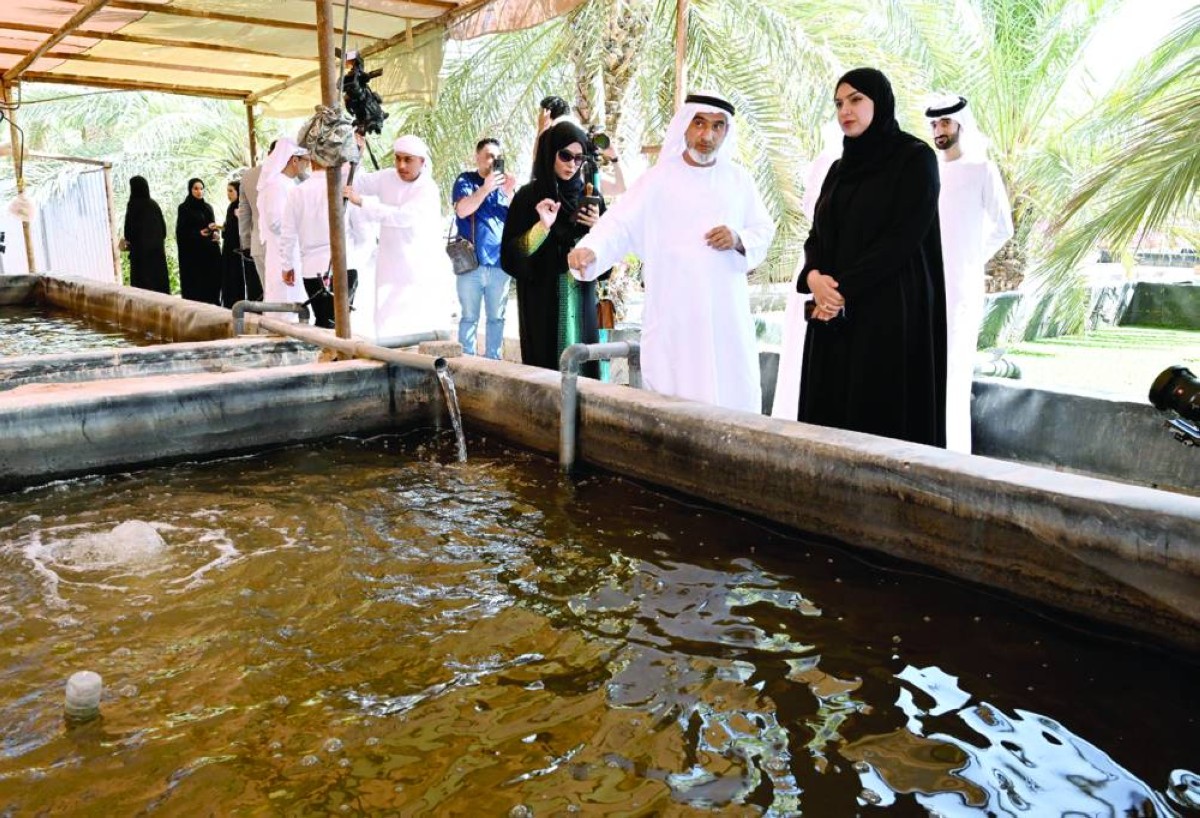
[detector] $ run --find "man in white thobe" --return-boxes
[344,135,454,341]
[237,140,274,299]
[926,95,1014,452]
[258,138,311,317]
[771,120,842,420]
[566,92,776,413]
[279,160,373,329]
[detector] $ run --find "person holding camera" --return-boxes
[451,138,516,359]
[566,91,776,413]
[500,121,604,373]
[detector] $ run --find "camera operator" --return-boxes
[452,138,516,359]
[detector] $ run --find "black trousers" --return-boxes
[303,269,358,329]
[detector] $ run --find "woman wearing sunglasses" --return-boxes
[501,121,605,373]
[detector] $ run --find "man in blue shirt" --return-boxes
[452,138,516,359]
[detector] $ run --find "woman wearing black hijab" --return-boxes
[175,177,223,304]
[121,176,170,294]
[501,121,604,372]
[220,180,252,307]
[797,67,947,447]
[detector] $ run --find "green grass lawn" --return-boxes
[996,327,1200,400]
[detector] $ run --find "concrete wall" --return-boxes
[446,355,1200,653]
[0,359,440,489]
[972,379,1198,495]
[2,273,1197,652]
[0,338,317,392]
[2,274,237,342]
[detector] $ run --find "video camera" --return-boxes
[340,50,388,136]
[1149,365,1200,446]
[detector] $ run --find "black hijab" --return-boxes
[532,121,589,242]
[129,175,151,200]
[836,68,921,180]
[181,177,213,217]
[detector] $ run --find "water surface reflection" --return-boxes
[0,434,1195,815]
[0,304,152,357]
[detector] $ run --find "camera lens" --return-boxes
[1149,365,1200,422]
[591,133,611,151]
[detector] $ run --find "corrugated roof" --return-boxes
[0,0,586,115]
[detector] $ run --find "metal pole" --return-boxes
[2,82,37,274]
[102,162,120,283]
[674,0,689,110]
[315,0,351,340]
[245,102,258,166]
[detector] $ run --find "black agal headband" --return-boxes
[685,93,735,117]
[924,96,968,118]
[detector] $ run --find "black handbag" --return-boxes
[446,214,478,276]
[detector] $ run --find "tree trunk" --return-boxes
[601,0,648,137]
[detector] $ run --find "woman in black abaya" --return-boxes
[175,177,222,304]
[500,121,604,373]
[121,176,170,294]
[798,68,947,447]
[220,180,251,307]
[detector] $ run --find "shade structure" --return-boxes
[0,0,588,114]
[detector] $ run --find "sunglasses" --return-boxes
[557,149,586,165]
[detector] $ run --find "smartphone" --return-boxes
[493,156,505,175]
[580,195,602,211]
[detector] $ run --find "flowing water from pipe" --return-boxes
[435,365,468,462]
[0,434,1195,815]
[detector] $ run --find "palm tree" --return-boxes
[1032,4,1200,335]
[867,0,1130,296]
[5,87,276,290]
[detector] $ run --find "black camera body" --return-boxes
[342,53,388,136]
[1149,365,1200,446]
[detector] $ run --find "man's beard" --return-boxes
[686,145,716,164]
[934,131,959,151]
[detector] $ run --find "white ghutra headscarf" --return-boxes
[660,90,739,166]
[257,137,307,192]
[924,94,991,162]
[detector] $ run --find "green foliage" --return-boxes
[2,0,1194,342]
[3,88,276,294]
[1038,4,1200,315]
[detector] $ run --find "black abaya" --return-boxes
[500,122,604,373]
[798,68,947,447]
[123,176,170,294]
[221,198,247,307]
[176,179,222,305]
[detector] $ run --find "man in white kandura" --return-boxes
[771,119,842,420]
[258,137,310,318]
[279,156,373,330]
[566,91,776,413]
[344,135,453,340]
[925,94,1014,452]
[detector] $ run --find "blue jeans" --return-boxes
[456,264,510,359]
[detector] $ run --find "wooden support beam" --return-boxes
[102,162,121,284]
[20,72,251,99]
[316,0,351,340]
[0,21,319,62]
[92,0,377,38]
[2,82,37,274]
[246,104,258,167]
[0,46,292,82]
[3,0,110,82]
